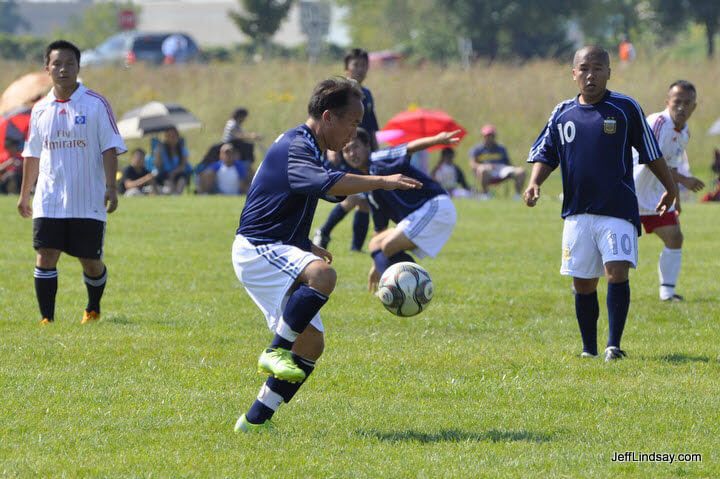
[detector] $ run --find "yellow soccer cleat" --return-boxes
[81,310,101,324]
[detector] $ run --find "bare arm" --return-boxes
[406,130,461,155]
[103,148,119,213]
[17,157,39,218]
[123,172,154,190]
[646,157,677,215]
[523,162,553,207]
[672,168,704,192]
[327,173,422,196]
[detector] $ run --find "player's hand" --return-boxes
[17,196,32,218]
[311,243,332,264]
[105,188,119,213]
[655,190,675,216]
[434,130,462,146]
[368,264,380,292]
[523,184,541,207]
[681,176,705,192]
[382,174,422,191]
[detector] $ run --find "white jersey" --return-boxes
[633,109,689,215]
[23,84,127,221]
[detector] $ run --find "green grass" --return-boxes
[1,195,718,478]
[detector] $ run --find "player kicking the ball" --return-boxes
[232,77,421,433]
[338,127,461,291]
[525,46,676,361]
[633,80,704,302]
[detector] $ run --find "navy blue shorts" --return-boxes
[33,218,105,259]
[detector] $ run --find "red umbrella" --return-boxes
[0,105,32,157]
[379,108,466,151]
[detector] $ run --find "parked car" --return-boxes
[80,32,201,67]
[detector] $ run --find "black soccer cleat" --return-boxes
[604,346,627,362]
[662,294,684,303]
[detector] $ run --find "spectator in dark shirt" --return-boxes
[119,148,153,196]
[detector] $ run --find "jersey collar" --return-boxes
[49,83,86,103]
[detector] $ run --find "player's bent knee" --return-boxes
[305,262,337,295]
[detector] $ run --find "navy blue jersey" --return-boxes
[360,86,379,135]
[366,145,446,230]
[527,90,662,233]
[237,124,346,250]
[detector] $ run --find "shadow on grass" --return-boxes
[103,316,134,325]
[656,353,714,364]
[357,428,553,444]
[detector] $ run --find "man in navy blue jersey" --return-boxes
[339,127,461,290]
[233,77,422,433]
[313,48,379,252]
[524,46,677,362]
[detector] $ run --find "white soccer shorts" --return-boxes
[232,235,324,333]
[560,214,638,279]
[396,194,456,259]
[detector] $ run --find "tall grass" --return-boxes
[3,56,720,194]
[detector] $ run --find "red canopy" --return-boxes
[380,108,466,151]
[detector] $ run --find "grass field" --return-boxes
[1,194,719,478]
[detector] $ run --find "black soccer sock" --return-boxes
[321,204,349,236]
[83,267,107,314]
[351,210,369,251]
[246,355,316,424]
[34,267,58,321]
[607,280,630,348]
[574,291,599,355]
[270,285,328,350]
[370,249,415,276]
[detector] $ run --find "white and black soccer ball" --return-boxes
[376,262,433,317]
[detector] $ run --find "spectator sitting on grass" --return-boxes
[197,143,252,195]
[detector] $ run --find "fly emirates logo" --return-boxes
[44,130,87,150]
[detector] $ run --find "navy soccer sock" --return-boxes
[246,354,316,424]
[574,291,599,355]
[607,280,630,348]
[270,285,328,350]
[350,211,369,251]
[370,249,415,276]
[34,267,58,321]
[321,204,349,236]
[83,267,107,314]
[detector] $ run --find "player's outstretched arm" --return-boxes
[17,157,39,218]
[646,157,677,215]
[673,169,705,193]
[523,162,553,207]
[406,130,462,155]
[327,173,422,196]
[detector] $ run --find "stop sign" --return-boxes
[118,10,136,30]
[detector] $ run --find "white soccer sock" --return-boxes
[658,247,682,300]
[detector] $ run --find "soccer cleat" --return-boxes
[257,347,306,383]
[312,228,330,249]
[662,294,684,303]
[578,351,598,358]
[234,414,275,433]
[604,346,627,362]
[81,310,101,324]
[41,318,53,325]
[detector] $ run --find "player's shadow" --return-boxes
[357,428,553,444]
[655,353,715,364]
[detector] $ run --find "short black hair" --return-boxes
[441,147,455,158]
[232,108,248,121]
[669,80,696,97]
[131,147,146,157]
[307,77,364,120]
[573,45,609,67]
[45,39,81,66]
[344,48,369,69]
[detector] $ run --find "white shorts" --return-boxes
[560,214,638,279]
[231,235,324,333]
[396,194,456,259]
[489,164,516,181]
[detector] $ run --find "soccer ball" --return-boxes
[376,262,433,317]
